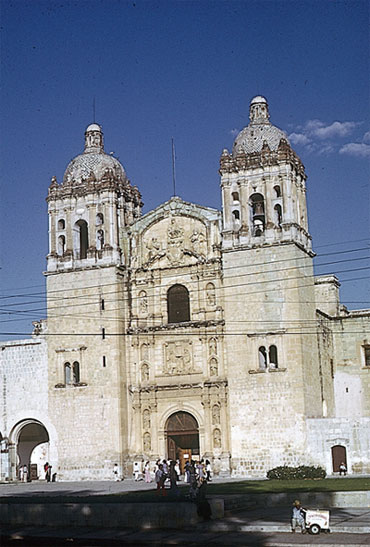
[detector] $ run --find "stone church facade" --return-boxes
[1,96,369,481]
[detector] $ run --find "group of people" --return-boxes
[129,457,212,487]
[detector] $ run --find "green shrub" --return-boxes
[266,465,326,480]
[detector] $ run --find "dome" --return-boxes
[63,152,127,184]
[85,123,102,132]
[250,95,267,105]
[232,96,290,155]
[62,123,127,184]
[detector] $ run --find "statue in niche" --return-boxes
[190,229,206,255]
[167,218,184,264]
[212,405,220,425]
[209,358,218,376]
[143,409,151,430]
[209,338,217,356]
[206,283,216,307]
[139,291,148,315]
[96,230,104,250]
[141,363,149,382]
[146,237,161,261]
[143,432,151,453]
[213,428,221,449]
[140,343,149,361]
[164,341,193,375]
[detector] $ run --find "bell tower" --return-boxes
[220,96,323,476]
[45,124,142,480]
[220,96,311,251]
[46,123,142,272]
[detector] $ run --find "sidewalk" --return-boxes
[212,506,370,534]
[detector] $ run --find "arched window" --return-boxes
[274,204,282,227]
[64,362,71,384]
[250,193,265,235]
[58,235,65,256]
[167,284,190,323]
[273,185,281,198]
[72,361,80,383]
[232,209,240,221]
[96,213,104,225]
[269,345,278,368]
[58,219,65,230]
[231,191,239,202]
[258,346,267,369]
[73,220,89,259]
[96,229,104,250]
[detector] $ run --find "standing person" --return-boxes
[175,459,181,480]
[162,459,168,476]
[291,500,306,533]
[144,461,151,483]
[133,461,140,481]
[339,462,347,476]
[205,459,212,482]
[113,463,120,481]
[196,459,205,479]
[169,460,179,496]
[23,464,28,483]
[155,464,166,496]
[184,460,190,483]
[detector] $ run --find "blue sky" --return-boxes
[0,0,369,339]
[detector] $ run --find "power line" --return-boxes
[0,245,368,301]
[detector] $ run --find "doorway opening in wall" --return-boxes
[14,420,49,481]
[165,411,199,474]
[331,444,347,473]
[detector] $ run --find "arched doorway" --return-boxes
[331,445,347,473]
[165,411,199,472]
[14,420,49,480]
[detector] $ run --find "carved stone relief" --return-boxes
[206,283,216,307]
[209,337,217,356]
[143,432,151,452]
[213,428,221,448]
[143,216,207,267]
[163,340,194,375]
[212,404,220,425]
[141,363,149,382]
[209,357,218,376]
[138,291,148,316]
[140,343,149,361]
[143,409,151,430]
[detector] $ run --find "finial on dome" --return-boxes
[249,96,270,124]
[84,123,104,153]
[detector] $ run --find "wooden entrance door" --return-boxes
[331,445,347,473]
[177,448,192,474]
[165,411,199,472]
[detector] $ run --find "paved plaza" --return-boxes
[1,480,370,546]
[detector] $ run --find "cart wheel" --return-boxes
[309,524,321,535]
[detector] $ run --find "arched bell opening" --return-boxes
[165,411,199,473]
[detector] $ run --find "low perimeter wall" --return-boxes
[234,491,370,509]
[0,499,224,529]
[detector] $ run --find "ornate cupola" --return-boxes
[46,124,143,272]
[220,96,312,253]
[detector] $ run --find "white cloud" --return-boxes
[288,132,311,146]
[312,121,358,139]
[339,143,370,158]
[362,131,370,143]
[289,118,362,156]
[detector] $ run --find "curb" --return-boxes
[202,523,370,534]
